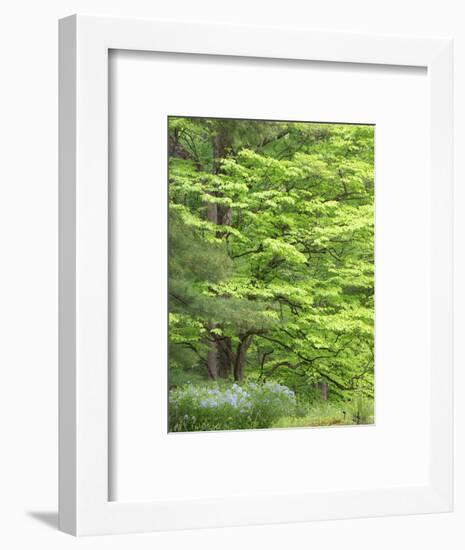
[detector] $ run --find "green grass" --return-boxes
[272,399,374,429]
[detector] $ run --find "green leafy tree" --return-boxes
[168,117,374,403]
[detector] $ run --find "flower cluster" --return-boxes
[169,381,296,432]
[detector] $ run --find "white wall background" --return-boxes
[0,1,463,548]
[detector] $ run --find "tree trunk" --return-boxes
[204,126,232,380]
[213,130,232,226]
[234,335,253,381]
[205,192,218,379]
[207,338,218,380]
[217,336,232,379]
[213,132,227,174]
[207,202,218,224]
[317,381,328,401]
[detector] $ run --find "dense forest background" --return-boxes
[168,116,375,432]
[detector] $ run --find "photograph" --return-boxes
[168,116,375,433]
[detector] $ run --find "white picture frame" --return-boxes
[59,14,453,536]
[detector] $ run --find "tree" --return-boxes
[168,117,374,399]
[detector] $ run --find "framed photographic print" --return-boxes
[59,15,453,535]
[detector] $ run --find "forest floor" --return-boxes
[272,401,374,429]
[168,379,374,432]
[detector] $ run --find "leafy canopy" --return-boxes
[168,117,374,400]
